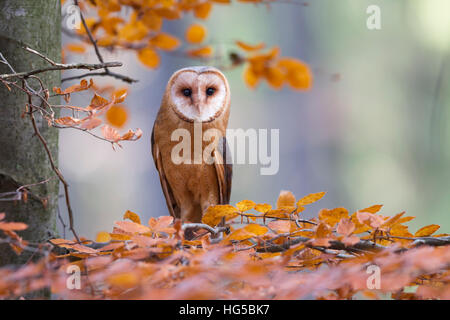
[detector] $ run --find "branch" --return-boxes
[61,70,137,83]
[182,223,229,236]
[0,61,122,79]
[26,89,80,243]
[70,0,137,84]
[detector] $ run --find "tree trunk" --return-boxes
[0,0,61,266]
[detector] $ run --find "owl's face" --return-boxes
[167,66,229,123]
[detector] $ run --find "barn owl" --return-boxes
[151,66,232,223]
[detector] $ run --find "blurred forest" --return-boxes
[58,0,450,239]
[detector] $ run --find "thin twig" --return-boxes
[26,89,80,242]
[0,61,122,79]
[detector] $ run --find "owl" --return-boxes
[151,66,232,223]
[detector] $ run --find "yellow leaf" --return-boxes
[150,33,180,51]
[154,7,181,20]
[357,204,383,214]
[118,14,148,42]
[227,224,268,241]
[265,209,290,219]
[381,212,405,229]
[109,233,131,241]
[236,200,256,212]
[265,67,284,89]
[66,43,86,53]
[276,190,296,208]
[414,224,440,237]
[96,231,111,243]
[123,210,141,224]
[194,2,212,19]
[107,273,138,288]
[142,10,162,31]
[254,203,271,214]
[318,207,348,227]
[243,66,259,89]
[89,93,109,109]
[296,192,326,206]
[202,205,237,227]
[185,24,207,44]
[187,46,213,58]
[106,105,128,128]
[236,40,265,51]
[138,47,160,68]
[112,88,128,103]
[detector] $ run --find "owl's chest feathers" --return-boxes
[155,122,222,205]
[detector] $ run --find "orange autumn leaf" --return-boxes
[318,207,349,227]
[277,58,312,90]
[123,210,141,224]
[53,79,93,95]
[96,231,111,243]
[268,220,291,234]
[415,225,440,237]
[296,192,326,206]
[66,43,86,53]
[227,223,268,241]
[102,125,121,142]
[118,13,148,41]
[112,88,128,104]
[149,33,181,51]
[114,220,151,234]
[54,116,81,126]
[187,46,213,58]
[265,67,284,89]
[80,117,102,130]
[185,24,207,44]
[243,66,259,89]
[254,203,271,214]
[202,205,237,227]
[107,272,139,288]
[357,204,383,214]
[138,47,160,68]
[120,128,142,141]
[336,218,355,237]
[381,212,405,229]
[194,2,213,19]
[106,105,128,128]
[142,10,163,31]
[0,222,28,231]
[153,7,182,20]
[236,200,256,212]
[89,93,110,110]
[356,211,385,230]
[236,40,265,51]
[276,190,296,208]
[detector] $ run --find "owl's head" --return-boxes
[165,66,230,123]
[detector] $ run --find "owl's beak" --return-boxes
[191,94,202,114]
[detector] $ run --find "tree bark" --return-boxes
[0,0,61,266]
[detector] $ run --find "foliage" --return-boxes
[0,192,449,300]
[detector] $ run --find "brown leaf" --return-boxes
[276,190,296,208]
[336,218,355,236]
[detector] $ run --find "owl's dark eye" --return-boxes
[182,88,192,97]
[206,87,215,96]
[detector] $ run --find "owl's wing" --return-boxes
[214,136,233,204]
[151,126,180,218]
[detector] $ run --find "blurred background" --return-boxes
[59,0,450,238]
